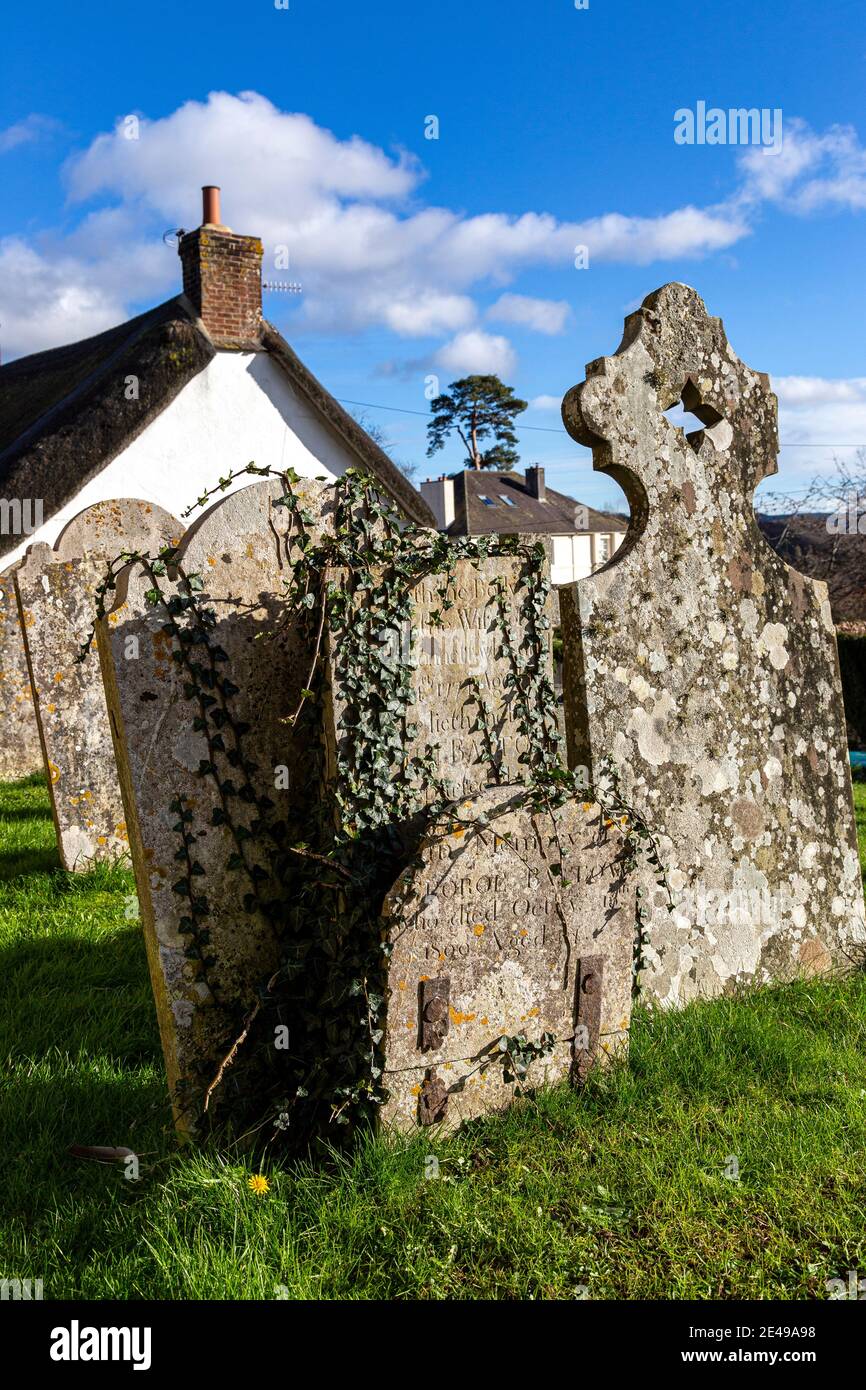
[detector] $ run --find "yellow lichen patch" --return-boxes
[582,801,593,812]
[472,923,485,936]
[83,790,93,800]
[451,825,465,839]
[410,1084,421,1096]
[115,824,129,841]
[47,703,55,714]
[526,1006,539,1018]
[449,1005,476,1026]
[97,836,107,846]
[48,761,60,784]
[397,980,406,991]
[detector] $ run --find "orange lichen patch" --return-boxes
[115,824,129,841]
[47,703,56,714]
[48,761,61,784]
[397,980,406,990]
[53,672,63,682]
[410,1084,421,1096]
[480,1016,489,1026]
[472,923,485,936]
[526,1006,539,1018]
[449,1006,476,1026]
[582,801,593,812]
[519,928,528,937]
[450,825,465,838]
[438,952,446,962]
[207,555,217,566]
[97,836,107,846]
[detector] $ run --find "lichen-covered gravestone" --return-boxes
[97,478,334,1131]
[15,500,182,870]
[380,787,635,1132]
[0,565,42,780]
[560,282,866,1005]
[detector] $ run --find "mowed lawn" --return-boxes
[1,773,865,1301]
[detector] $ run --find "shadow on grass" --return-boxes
[0,845,61,880]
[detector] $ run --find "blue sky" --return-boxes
[1,0,864,509]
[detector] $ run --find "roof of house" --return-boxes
[0,295,433,559]
[443,469,627,537]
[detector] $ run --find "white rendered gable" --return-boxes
[4,351,354,566]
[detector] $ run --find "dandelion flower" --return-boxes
[248,1174,270,1196]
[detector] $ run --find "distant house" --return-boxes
[420,466,627,585]
[0,185,432,778]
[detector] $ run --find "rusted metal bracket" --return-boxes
[572,954,603,1085]
[418,1069,448,1126]
[419,976,450,1052]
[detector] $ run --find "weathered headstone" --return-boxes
[15,500,182,870]
[560,282,866,1006]
[323,547,559,809]
[380,787,635,1131]
[97,478,334,1130]
[0,565,42,781]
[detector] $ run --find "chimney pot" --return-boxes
[202,185,222,227]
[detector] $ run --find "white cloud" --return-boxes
[0,114,60,154]
[2,93,865,368]
[529,394,563,411]
[435,330,517,377]
[487,293,570,335]
[757,373,866,493]
[737,119,866,214]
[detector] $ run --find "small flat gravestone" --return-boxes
[97,478,334,1131]
[560,282,866,1006]
[0,564,42,781]
[380,786,635,1132]
[15,500,182,870]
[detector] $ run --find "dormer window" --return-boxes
[499,495,516,506]
[478,495,496,506]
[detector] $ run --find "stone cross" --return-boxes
[559,282,866,1006]
[15,500,182,870]
[0,564,42,781]
[97,478,334,1131]
[380,786,635,1131]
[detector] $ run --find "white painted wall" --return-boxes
[550,529,626,586]
[4,351,356,566]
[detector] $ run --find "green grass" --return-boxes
[2,775,866,1300]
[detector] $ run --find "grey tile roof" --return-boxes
[442,469,626,536]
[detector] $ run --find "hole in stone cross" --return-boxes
[663,379,732,452]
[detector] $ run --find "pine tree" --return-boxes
[426,375,528,471]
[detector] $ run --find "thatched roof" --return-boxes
[0,296,433,558]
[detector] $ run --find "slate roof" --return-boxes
[0,295,433,559]
[443,469,627,537]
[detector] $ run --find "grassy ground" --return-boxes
[2,775,865,1300]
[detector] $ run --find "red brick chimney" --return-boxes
[178,186,263,343]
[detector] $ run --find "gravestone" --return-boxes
[0,565,42,781]
[97,478,334,1131]
[323,547,559,809]
[560,282,866,1006]
[15,500,182,870]
[380,786,635,1132]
